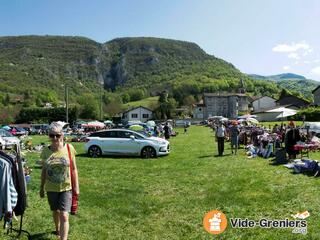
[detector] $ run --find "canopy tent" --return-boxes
[246,117,259,124]
[129,124,144,131]
[82,121,105,128]
[1,126,11,130]
[266,107,297,119]
[55,121,69,128]
[238,118,259,125]
[104,120,113,124]
[146,121,156,127]
[237,114,258,119]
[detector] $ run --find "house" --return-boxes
[203,93,249,119]
[252,96,276,112]
[121,106,153,123]
[312,86,320,106]
[43,102,53,108]
[276,93,309,108]
[193,100,205,120]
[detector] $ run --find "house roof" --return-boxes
[252,96,276,103]
[203,93,247,97]
[275,95,310,104]
[122,106,154,114]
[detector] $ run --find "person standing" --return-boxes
[285,121,301,159]
[184,122,188,134]
[230,121,240,155]
[216,121,226,156]
[163,122,171,140]
[40,122,79,240]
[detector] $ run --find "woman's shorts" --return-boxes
[47,191,72,212]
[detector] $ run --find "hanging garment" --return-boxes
[0,151,26,216]
[0,158,18,219]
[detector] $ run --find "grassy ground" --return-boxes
[122,96,159,110]
[3,126,320,239]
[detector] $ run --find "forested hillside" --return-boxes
[1,35,312,121]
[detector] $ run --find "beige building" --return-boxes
[203,93,249,119]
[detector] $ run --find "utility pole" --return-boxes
[99,84,103,120]
[65,84,69,123]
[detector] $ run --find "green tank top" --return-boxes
[41,144,76,192]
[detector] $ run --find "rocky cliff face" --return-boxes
[0,35,243,96]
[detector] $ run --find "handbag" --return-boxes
[67,144,78,215]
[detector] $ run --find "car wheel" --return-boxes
[88,145,102,158]
[141,146,157,158]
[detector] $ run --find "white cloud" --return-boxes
[303,48,313,56]
[303,60,311,64]
[283,65,291,70]
[288,53,300,59]
[272,42,311,53]
[314,59,320,63]
[311,66,320,75]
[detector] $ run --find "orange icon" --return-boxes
[203,210,227,235]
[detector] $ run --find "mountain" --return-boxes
[248,73,318,100]
[250,73,306,81]
[0,35,280,108]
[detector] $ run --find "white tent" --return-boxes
[266,107,297,119]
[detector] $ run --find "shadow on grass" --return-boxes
[76,153,166,160]
[29,231,55,240]
[198,153,232,158]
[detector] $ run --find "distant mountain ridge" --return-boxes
[248,73,306,81]
[248,73,319,100]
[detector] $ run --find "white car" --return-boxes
[0,129,20,146]
[84,129,170,158]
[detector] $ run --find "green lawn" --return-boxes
[3,126,320,239]
[122,96,159,110]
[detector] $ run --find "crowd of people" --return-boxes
[213,120,315,159]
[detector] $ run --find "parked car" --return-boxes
[0,129,20,146]
[30,124,50,135]
[175,120,191,127]
[9,127,28,136]
[301,122,320,137]
[84,129,170,158]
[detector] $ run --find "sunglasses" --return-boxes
[49,133,62,138]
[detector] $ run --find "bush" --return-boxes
[294,107,320,121]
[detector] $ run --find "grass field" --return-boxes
[122,96,159,110]
[3,126,320,239]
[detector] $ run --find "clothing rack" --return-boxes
[3,143,31,239]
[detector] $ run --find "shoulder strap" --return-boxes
[66,144,74,189]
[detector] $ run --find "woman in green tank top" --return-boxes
[40,122,79,240]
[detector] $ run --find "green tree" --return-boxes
[79,94,99,119]
[3,94,10,106]
[121,93,130,103]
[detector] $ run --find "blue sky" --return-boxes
[1,0,320,80]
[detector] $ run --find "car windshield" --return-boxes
[133,131,147,138]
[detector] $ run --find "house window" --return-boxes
[131,113,138,118]
[142,114,149,118]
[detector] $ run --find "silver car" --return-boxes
[84,129,170,158]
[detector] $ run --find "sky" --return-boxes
[1,0,320,80]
